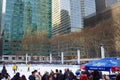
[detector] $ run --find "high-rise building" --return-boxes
[95,0,120,13]
[0,0,3,34]
[52,0,96,34]
[3,0,52,55]
[0,0,3,56]
[70,0,96,31]
[52,0,71,34]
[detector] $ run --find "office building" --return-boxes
[3,0,52,55]
[70,0,96,31]
[95,0,120,13]
[52,0,71,34]
[52,0,96,34]
[0,0,3,34]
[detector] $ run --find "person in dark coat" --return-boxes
[0,73,3,79]
[1,65,7,77]
[21,75,27,80]
[29,71,36,80]
[64,68,75,80]
[53,69,60,80]
[116,73,120,80]
[42,71,49,80]
[53,73,58,80]
[92,70,101,80]
[11,72,21,80]
[58,70,64,80]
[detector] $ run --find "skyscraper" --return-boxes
[0,0,3,56]
[95,0,120,13]
[70,0,83,32]
[52,0,61,34]
[3,0,52,55]
[52,0,96,34]
[0,0,3,34]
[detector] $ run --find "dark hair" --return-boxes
[16,72,20,76]
[59,70,62,73]
[3,65,6,69]
[34,70,37,72]
[56,69,58,72]
[32,71,35,74]
[21,75,27,80]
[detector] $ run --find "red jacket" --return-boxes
[80,74,88,80]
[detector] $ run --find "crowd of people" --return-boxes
[0,65,120,80]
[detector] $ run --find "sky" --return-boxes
[2,0,6,13]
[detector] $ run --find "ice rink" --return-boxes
[0,64,80,79]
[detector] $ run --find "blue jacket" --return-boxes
[29,75,36,80]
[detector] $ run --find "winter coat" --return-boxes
[21,75,27,80]
[2,68,7,75]
[80,74,88,80]
[29,75,36,80]
[58,73,64,80]
[11,72,21,80]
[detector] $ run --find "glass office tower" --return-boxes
[3,0,52,55]
[70,0,96,32]
[0,0,3,34]
[95,0,120,13]
[52,0,96,34]
[3,0,24,55]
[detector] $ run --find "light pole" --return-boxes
[49,53,52,63]
[100,44,105,58]
[26,53,28,64]
[61,52,64,64]
[77,49,80,64]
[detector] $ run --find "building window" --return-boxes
[12,57,15,60]
[18,57,22,60]
[4,57,9,60]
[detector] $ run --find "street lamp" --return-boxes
[100,44,105,58]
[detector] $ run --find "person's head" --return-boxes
[66,68,69,72]
[64,69,67,72]
[3,65,6,69]
[16,72,20,77]
[56,69,58,73]
[45,71,49,75]
[34,70,37,73]
[94,70,99,73]
[48,75,53,80]
[21,75,26,80]
[81,71,86,74]
[59,70,62,73]
[32,71,36,77]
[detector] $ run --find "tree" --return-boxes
[20,30,50,56]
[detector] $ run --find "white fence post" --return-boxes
[77,50,80,64]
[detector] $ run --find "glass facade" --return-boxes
[70,0,83,32]
[52,0,96,34]
[84,0,96,17]
[52,0,71,34]
[95,0,120,13]
[0,0,3,34]
[52,0,61,34]
[37,0,52,38]
[70,0,96,32]
[3,0,52,55]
